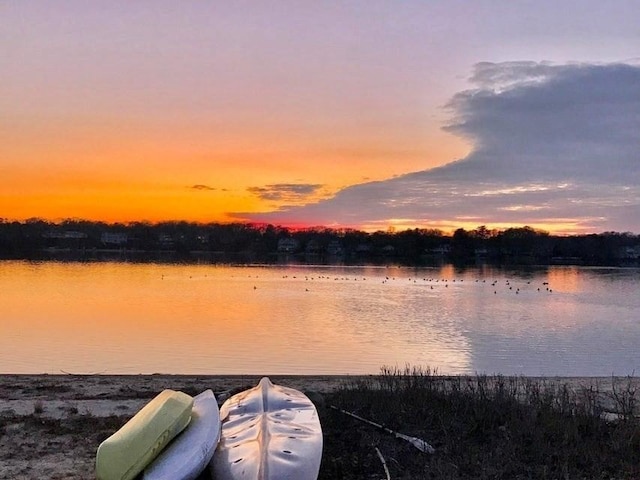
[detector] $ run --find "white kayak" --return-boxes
[143,389,221,480]
[211,377,323,480]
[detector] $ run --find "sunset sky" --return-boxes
[2,1,639,234]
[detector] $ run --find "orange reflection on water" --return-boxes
[545,266,582,293]
[0,262,472,374]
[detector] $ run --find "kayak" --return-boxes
[96,389,193,480]
[143,389,221,480]
[210,377,323,480]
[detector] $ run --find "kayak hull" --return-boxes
[143,389,221,480]
[211,377,323,480]
[96,389,193,480]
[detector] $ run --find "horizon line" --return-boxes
[2,217,638,238]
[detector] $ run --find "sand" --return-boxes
[1,374,637,479]
[0,374,357,479]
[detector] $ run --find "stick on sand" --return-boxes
[330,405,436,454]
[375,447,392,480]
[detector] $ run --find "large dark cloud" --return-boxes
[237,62,640,232]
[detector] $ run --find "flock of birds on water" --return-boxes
[246,273,554,295]
[169,271,555,295]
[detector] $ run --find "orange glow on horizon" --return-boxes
[343,218,594,236]
[0,196,595,236]
[1,122,472,226]
[0,117,611,235]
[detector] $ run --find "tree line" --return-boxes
[0,218,638,266]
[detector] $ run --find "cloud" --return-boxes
[189,184,217,191]
[236,62,640,233]
[247,183,324,202]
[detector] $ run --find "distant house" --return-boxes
[277,238,299,253]
[618,245,640,260]
[326,240,344,256]
[355,243,372,254]
[43,230,88,240]
[101,232,128,246]
[382,245,396,255]
[158,234,174,249]
[428,244,451,256]
[42,230,88,250]
[305,239,321,254]
[196,234,209,245]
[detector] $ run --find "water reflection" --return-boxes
[0,261,638,375]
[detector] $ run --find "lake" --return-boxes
[1,261,638,376]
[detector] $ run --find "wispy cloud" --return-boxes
[189,184,217,191]
[248,183,324,202]
[236,62,640,233]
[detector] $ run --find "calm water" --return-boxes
[1,261,638,376]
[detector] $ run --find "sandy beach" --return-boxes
[0,374,358,479]
[1,374,638,479]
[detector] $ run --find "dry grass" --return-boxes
[318,366,640,479]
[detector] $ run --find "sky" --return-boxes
[2,1,639,234]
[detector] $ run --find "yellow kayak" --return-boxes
[96,389,193,480]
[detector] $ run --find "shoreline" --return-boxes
[2,373,637,417]
[1,374,638,479]
[0,374,363,419]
